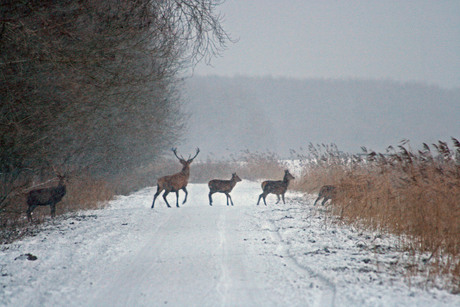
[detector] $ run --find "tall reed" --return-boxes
[294,139,460,291]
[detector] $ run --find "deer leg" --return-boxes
[208,192,214,206]
[151,185,163,208]
[313,196,321,206]
[322,197,329,206]
[50,204,56,218]
[257,193,263,205]
[162,191,171,208]
[257,192,268,206]
[151,195,156,208]
[282,194,286,204]
[26,205,37,222]
[275,194,281,204]
[182,187,188,204]
[175,191,180,208]
[226,193,234,206]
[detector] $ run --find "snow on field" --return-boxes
[0,181,458,306]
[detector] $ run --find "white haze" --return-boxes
[182,76,459,157]
[181,1,460,157]
[193,1,460,89]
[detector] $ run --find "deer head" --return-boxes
[232,173,242,182]
[52,166,67,186]
[172,148,200,169]
[284,170,295,181]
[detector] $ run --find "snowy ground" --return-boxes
[0,181,458,306]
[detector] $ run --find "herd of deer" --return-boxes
[150,148,297,208]
[25,148,336,222]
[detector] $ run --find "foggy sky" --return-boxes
[194,1,460,89]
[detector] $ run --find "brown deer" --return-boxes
[208,173,242,206]
[257,170,295,206]
[313,185,336,206]
[26,172,67,222]
[151,148,200,208]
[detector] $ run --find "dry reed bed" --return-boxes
[294,140,460,291]
[0,172,113,243]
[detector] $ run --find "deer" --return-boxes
[26,172,67,222]
[256,170,295,206]
[151,148,200,208]
[313,185,336,206]
[208,173,242,206]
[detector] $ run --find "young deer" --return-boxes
[208,173,242,206]
[151,148,200,208]
[257,170,295,206]
[313,185,336,206]
[26,173,67,222]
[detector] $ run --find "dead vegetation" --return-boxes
[0,170,113,243]
[1,0,229,241]
[293,139,460,292]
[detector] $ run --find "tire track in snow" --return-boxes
[263,217,337,307]
[87,208,175,306]
[216,209,230,306]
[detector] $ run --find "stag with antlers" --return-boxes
[26,169,67,222]
[151,148,200,208]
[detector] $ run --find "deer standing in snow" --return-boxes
[208,173,242,206]
[257,170,295,206]
[151,148,200,208]
[26,172,67,222]
[313,185,336,206]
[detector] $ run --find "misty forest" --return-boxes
[1,1,459,305]
[1,0,228,212]
[184,76,459,156]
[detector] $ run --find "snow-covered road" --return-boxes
[1,181,458,306]
[86,186,322,307]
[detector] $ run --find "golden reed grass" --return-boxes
[1,174,113,229]
[294,140,460,291]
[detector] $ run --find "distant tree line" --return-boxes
[1,1,229,210]
[184,76,459,157]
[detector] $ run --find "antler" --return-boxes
[52,165,63,177]
[172,148,185,161]
[188,147,200,161]
[51,166,66,183]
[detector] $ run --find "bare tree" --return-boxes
[0,0,230,222]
